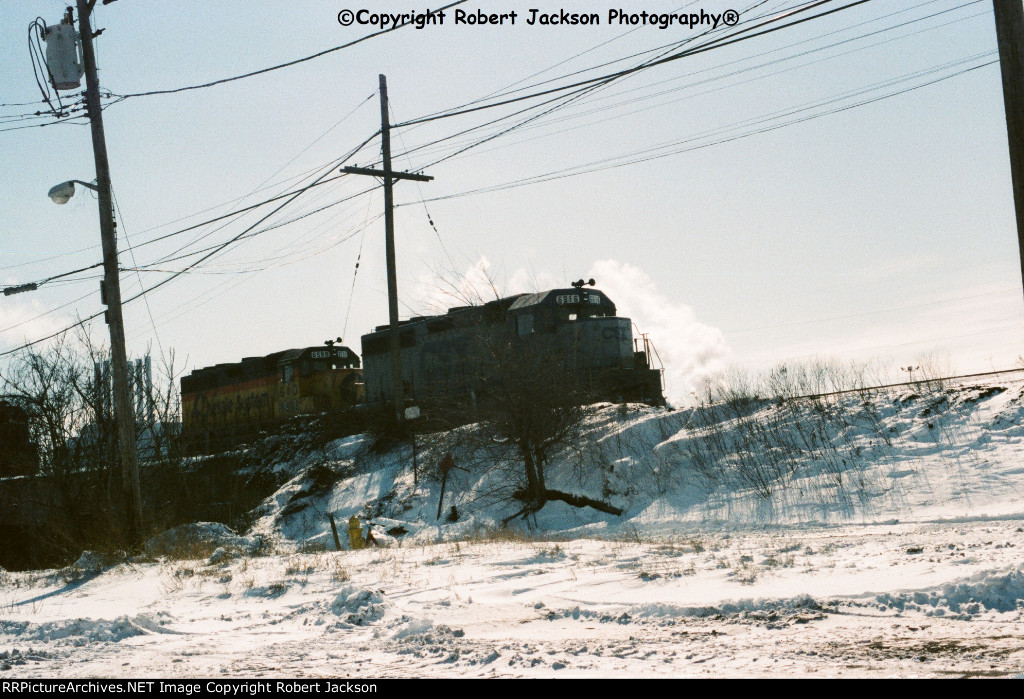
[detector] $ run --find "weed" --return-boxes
[298,540,328,554]
[331,559,350,583]
[466,526,542,544]
[160,565,196,594]
[537,543,563,558]
[284,556,316,577]
[265,582,288,597]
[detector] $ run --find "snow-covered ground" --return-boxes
[2,378,1023,677]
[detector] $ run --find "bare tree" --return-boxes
[477,329,623,522]
[408,266,623,523]
[0,330,188,561]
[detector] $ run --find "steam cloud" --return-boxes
[587,259,729,405]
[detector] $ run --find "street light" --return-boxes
[47,179,98,205]
[48,173,144,541]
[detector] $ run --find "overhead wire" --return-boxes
[388,101,457,271]
[28,16,67,117]
[402,0,781,124]
[395,0,805,176]
[406,54,997,204]
[125,210,386,341]
[119,132,379,294]
[382,0,987,202]
[393,0,875,129]
[342,192,377,343]
[3,0,994,360]
[385,0,866,168]
[112,1,469,100]
[0,175,369,291]
[112,187,165,359]
[0,132,380,356]
[401,1,989,164]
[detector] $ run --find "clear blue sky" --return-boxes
[1,0,1021,401]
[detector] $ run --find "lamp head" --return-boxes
[47,180,76,205]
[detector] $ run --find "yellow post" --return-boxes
[347,515,365,550]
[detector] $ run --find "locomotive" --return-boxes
[360,283,664,410]
[180,344,362,449]
[180,284,663,447]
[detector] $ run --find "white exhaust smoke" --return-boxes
[587,259,729,405]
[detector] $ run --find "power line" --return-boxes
[4,1,868,290]
[114,1,468,100]
[342,192,376,343]
[402,55,996,205]
[387,1,775,165]
[112,187,165,359]
[135,184,378,270]
[0,132,377,277]
[0,133,379,356]
[385,0,880,172]
[407,1,987,162]
[403,0,781,124]
[385,0,778,171]
[3,144,382,292]
[0,99,48,107]
[389,101,457,270]
[0,175,358,291]
[118,134,379,299]
[124,211,385,340]
[394,0,874,129]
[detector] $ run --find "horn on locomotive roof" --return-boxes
[324,337,342,347]
[571,278,596,288]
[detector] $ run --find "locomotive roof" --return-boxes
[507,287,615,313]
[364,287,617,337]
[181,345,358,393]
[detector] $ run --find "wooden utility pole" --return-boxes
[76,0,144,539]
[342,74,432,422]
[993,0,1024,297]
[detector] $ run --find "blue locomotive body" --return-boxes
[360,287,664,410]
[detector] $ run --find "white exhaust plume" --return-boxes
[587,259,729,405]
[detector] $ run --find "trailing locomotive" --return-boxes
[360,284,664,411]
[180,344,362,449]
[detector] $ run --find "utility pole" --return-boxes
[993,0,1024,298]
[342,74,432,423]
[76,0,144,539]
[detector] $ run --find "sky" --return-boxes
[1,0,1023,404]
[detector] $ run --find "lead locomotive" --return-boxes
[360,282,664,412]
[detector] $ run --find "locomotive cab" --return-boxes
[275,346,363,416]
[503,287,662,404]
[278,345,360,383]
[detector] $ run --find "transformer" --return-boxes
[43,22,83,91]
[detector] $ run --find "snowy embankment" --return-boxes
[1,378,1023,677]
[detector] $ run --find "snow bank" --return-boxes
[875,567,1024,618]
[623,594,824,622]
[143,522,265,560]
[331,585,386,626]
[0,614,176,645]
